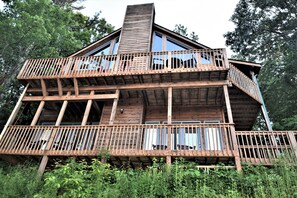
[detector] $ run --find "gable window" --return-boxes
[166,38,187,51]
[151,32,212,69]
[77,37,119,71]
[152,32,188,52]
[85,37,119,56]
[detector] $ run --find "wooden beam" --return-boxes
[38,91,70,176]
[23,93,118,102]
[81,91,94,126]
[73,78,79,96]
[40,79,47,97]
[223,85,233,124]
[38,155,49,177]
[55,92,70,126]
[167,87,172,165]
[27,80,229,93]
[167,87,172,124]
[250,71,272,131]
[109,90,120,125]
[57,79,63,96]
[30,101,45,126]
[223,85,242,171]
[0,84,29,140]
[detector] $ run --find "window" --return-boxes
[77,37,119,71]
[93,44,111,56]
[166,38,187,51]
[204,121,222,150]
[143,121,162,150]
[86,37,119,56]
[143,120,223,151]
[152,32,162,52]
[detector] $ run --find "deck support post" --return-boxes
[167,87,172,165]
[31,101,45,126]
[38,155,49,177]
[223,85,242,171]
[250,71,273,131]
[81,91,94,126]
[109,90,120,125]
[0,84,29,140]
[101,90,119,163]
[37,92,70,176]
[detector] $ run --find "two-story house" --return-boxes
[0,3,296,175]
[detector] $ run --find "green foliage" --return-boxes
[0,158,292,197]
[225,0,297,130]
[173,24,199,42]
[0,161,42,198]
[0,0,114,130]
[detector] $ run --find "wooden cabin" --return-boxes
[0,3,296,174]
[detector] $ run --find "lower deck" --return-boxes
[0,125,296,167]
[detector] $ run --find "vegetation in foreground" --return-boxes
[0,158,297,198]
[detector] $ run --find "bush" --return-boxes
[1,158,297,197]
[0,161,41,198]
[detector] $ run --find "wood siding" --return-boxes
[145,106,224,122]
[117,4,154,54]
[100,98,144,124]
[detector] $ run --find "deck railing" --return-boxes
[17,48,228,79]
[0,123,234,156]
[236,131,297,164]
[228,64,262,103]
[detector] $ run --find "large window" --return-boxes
[143,120,222,150]
[75,37,119,71]
[152,32,188,52]
[86,37,119,56]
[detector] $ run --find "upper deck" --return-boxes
[18,48,228,81]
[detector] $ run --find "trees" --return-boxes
[225,0,297,130]
[173,24,199,42]
[0,0,114,129]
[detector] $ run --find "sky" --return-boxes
[79,0,239,56]
[0,0,239,56]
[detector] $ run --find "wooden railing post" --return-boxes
[223,85,242,171]
[288,132,297,158]
[167,52,172,71]
[195,50,201,68]
[114,54,121,73]
[167,87,172,164]
[222,48,229,69]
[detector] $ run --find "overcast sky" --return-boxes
[80,0,239,56]
[0,0,239,56]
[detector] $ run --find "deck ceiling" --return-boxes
[227,86,261,131]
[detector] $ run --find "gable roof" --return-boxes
[229,59,261,75]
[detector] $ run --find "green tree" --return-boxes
[0,0,114,130]
[225,0,297,129]
[174,24,199,42]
